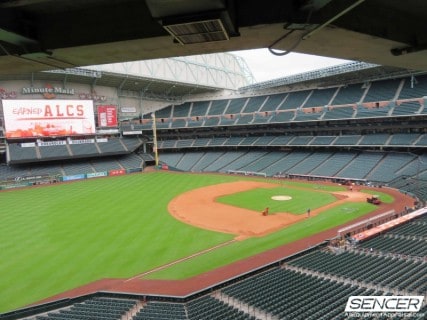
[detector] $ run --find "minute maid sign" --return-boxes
[22,83,75,99]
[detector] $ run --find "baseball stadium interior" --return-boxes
[0,0,426,319]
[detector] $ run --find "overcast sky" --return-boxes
[231,48,352,83]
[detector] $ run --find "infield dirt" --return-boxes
[168,181,367,240]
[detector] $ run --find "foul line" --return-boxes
[125,239,236,281]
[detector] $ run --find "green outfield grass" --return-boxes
[281,180,347,192]
[217,186,337,214]
[145,202,376,280]
[0,172,391,313]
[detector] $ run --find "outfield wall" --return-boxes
[0,167,142,190]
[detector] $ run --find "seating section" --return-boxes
[242,96,266,113]
[269,135,294,146]
[358,235,427,257]
[279,90,310,110]
[263,151,311,176]
[121,137,143,151]
[310,136,336,145]
[133,302,186,320]
[363,79,401,102]
[128,74,427,133]
[288,135,314,146]
[358,133,390,145]
[30,163,63,176]
[303,87,337,108]
[331,83,365,105]
[158,153,183,168]
[322,105,354,119]
[191,151,224,172]
[335,152,384,179]
[235,114,253,125]
[69,143,99,156]
[203,151,246,172]
[288,250,426,293]
[270,111,295,122]
[355,104,391,118]
[219,115,236,126]
[176,139,194,148]
[157,149,427,189]
[310,152,357,177]
[173,102,191,117]
[388,133,420,145]
[187,296,256,320]
[398,74,427,99]
[392,100,423,116]
[38,145,70,159]
[387,215,427,237]
[334,135,361,145]
[260,93,287,111]
[32,297,137,320]
[61,160,95,175]
[252,136,276,146]
[6,138,142,165]
[97,139,127,154]
[220,151,267,172]
[91,158,122,172]
[121,75,427,135]
[117,153,144,169]
[367,152,415,182]
[225,97,246,114]
[238,151,285,173]
[190,101,210,116]
[415,134,427,146]
[8,144,38,162]
[174,152,205,171]
[294,110,323,121]
[0,163,31,179]
[208,99,229,115]
[155,105,173,118]
[223,267,382,320]
[287,152,333,175]
[147,133,417,149]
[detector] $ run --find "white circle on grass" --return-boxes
[271,195,292,201]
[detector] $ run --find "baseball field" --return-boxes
[0,171,395,313]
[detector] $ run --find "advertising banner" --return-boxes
[97,105,118,127]
[2,99,95,138]
[109,169,126,176]
[121,106,136,113]
[61,174,86,182]
[0,183,32,190]
[86,172,108,179]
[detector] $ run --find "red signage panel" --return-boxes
[97,105,118,127]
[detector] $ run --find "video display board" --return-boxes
[97,105,118,127]
[2,99,95,138]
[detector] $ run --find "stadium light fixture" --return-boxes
[145,0,239,45]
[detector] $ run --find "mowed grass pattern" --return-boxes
[145,202,377,280]
[0,172,387,313]
[0,172,237,312]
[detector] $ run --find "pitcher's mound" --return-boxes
[271,195,292,201]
